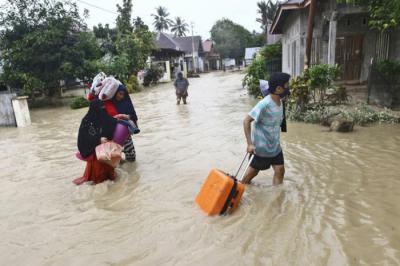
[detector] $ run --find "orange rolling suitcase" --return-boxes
[195,154,254,216]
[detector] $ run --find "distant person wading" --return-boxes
[174,72,189,105]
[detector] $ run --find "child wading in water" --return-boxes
[242,73,291,185]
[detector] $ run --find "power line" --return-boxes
[76,0,118,15]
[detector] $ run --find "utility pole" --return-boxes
[305,0,317,69]
[191,22,197,73]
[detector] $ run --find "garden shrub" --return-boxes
[70,96,89,109]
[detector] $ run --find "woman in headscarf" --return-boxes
[111,84,139,162]
[73,99,118,185]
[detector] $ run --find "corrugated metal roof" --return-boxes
[155,32,181,51]
[174,36,203,54]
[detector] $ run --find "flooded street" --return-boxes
[1,71,400,265]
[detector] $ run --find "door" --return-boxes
[336,35,363,80]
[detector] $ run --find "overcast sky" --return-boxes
[79,0,273,39]
[0,0,276,39]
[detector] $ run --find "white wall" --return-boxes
[281,11,303,77]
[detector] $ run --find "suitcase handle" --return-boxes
[234,153,254,182]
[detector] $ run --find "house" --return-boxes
[173,35,205,72]
[152,32,186,82]
[270,0,400,84]
[153,32,205,81]
[244,47,262,66]
[202,40,221,71]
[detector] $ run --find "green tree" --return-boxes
[210,19,253,64]
[171,17,189,37]
[256,1,279,34]
[0,0,101,97]
[100,1,154,81]
[93,23,118,55]
[250,31,266,47]
[61,32,102,83]
[133,16,146,30]
[116,0,133,34]
[152,6,173,32]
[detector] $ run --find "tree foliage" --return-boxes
[0,0,101,97]
[211,19,254,63]
[97,1,154,82]
[171,17,189,37]
[116,0,133,34]
[256,0,279,32]
[152,6,173,32]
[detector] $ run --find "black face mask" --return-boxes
[278,87,290,99]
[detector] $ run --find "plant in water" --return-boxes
[70,96,89,109]
[125,74,140,93]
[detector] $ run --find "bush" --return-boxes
[70,96,89,109]
[242,57,268,97]
[287,104,399,125]
[125,74,140,93]
[260,42,282,59]
[376,60,400,80]
[348,104,399,125]
[307,64,339,104]
[143,66,164,86]
[288,64,342,115]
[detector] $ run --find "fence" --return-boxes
[265,58,282,74]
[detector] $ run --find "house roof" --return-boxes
[154,32,204,56]
[245,47,262,60]
[203,40,213,52]
[154,32,182,51]
[270,0,311,34]
[174,36,204,54]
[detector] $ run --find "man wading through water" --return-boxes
[242,72,291,185]
[174,72,189,105]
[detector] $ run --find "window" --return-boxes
[362,17,367,25]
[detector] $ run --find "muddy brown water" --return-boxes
[1,72,399,266]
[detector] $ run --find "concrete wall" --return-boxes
[12,97,31,127]
[389,28,400,61]
[281,10,303,76]
[0,92,16,126]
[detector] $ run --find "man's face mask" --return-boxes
[279,82,290,99]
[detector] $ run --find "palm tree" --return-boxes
[256,0,279,33]
[171,17,189,37]
[151,6,173,32]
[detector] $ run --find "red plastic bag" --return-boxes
[95,141,123,168]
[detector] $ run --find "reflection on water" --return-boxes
[0,72,399,265]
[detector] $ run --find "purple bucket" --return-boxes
[113,123,130,145]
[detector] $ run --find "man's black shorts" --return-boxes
[250,151,284,171]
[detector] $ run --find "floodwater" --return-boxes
[0,72,399,266]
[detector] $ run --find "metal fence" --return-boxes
[265,58,282,74]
